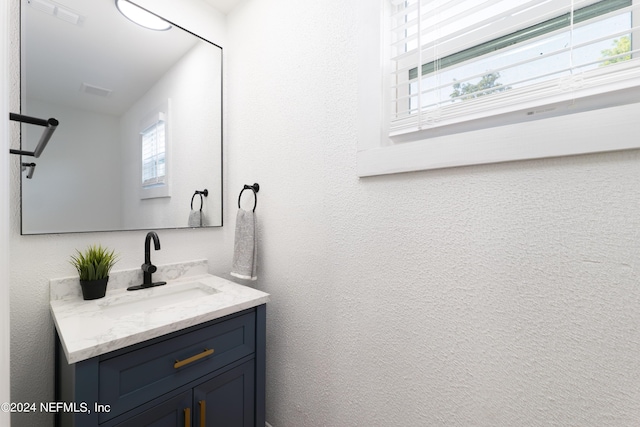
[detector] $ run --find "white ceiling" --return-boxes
[201,0,243,15]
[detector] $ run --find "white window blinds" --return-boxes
[141,113,166,187]
[389,0,639,137]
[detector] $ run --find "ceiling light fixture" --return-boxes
[115,0,171,31]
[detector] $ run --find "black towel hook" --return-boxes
[191,189,208,211]
[238,183,259,212]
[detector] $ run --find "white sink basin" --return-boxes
[97,281,219,317]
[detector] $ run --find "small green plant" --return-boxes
[70,245,119,281]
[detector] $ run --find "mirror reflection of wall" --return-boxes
[20,0,222,234]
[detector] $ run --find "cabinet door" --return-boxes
[99,311,256,423]
[114,391,192,427]
[194,360,255,427]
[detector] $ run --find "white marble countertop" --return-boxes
[50,260,270,364]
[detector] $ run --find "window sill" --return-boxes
[357,101,640,177]
[140,183,171,200]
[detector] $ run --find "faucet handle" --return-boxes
[141,263,157,273]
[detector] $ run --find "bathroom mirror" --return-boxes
[19,0,222,234]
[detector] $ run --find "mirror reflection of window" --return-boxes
[139,107,171,200]
[141,114,166,188]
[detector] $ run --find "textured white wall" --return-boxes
[227,1,640,426]
[8,1,229,426]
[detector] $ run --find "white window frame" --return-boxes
[357,0,640,177]
[139,101,171,199]
[141,117,166,186]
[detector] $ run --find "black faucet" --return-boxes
[127,231,167,291]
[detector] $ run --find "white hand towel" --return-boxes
[231,209,257,280]
[188,210,202,227]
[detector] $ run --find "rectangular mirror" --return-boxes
[19,0,222,234]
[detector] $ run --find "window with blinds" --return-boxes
[389,0,638,139]
[141,114,166,188]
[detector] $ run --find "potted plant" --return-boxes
[70,244,119,300]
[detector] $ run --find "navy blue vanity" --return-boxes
[50,263,270,427]
[56,305,266,426]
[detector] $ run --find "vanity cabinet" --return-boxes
[55,305,266,427]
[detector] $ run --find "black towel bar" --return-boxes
[9,113,59,158]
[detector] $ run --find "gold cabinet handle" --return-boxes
[199,400,206,427]
[174,348,214,369]
[184,408,191,426]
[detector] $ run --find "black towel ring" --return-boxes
[238,183,260,212]
[191,189,208,210]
